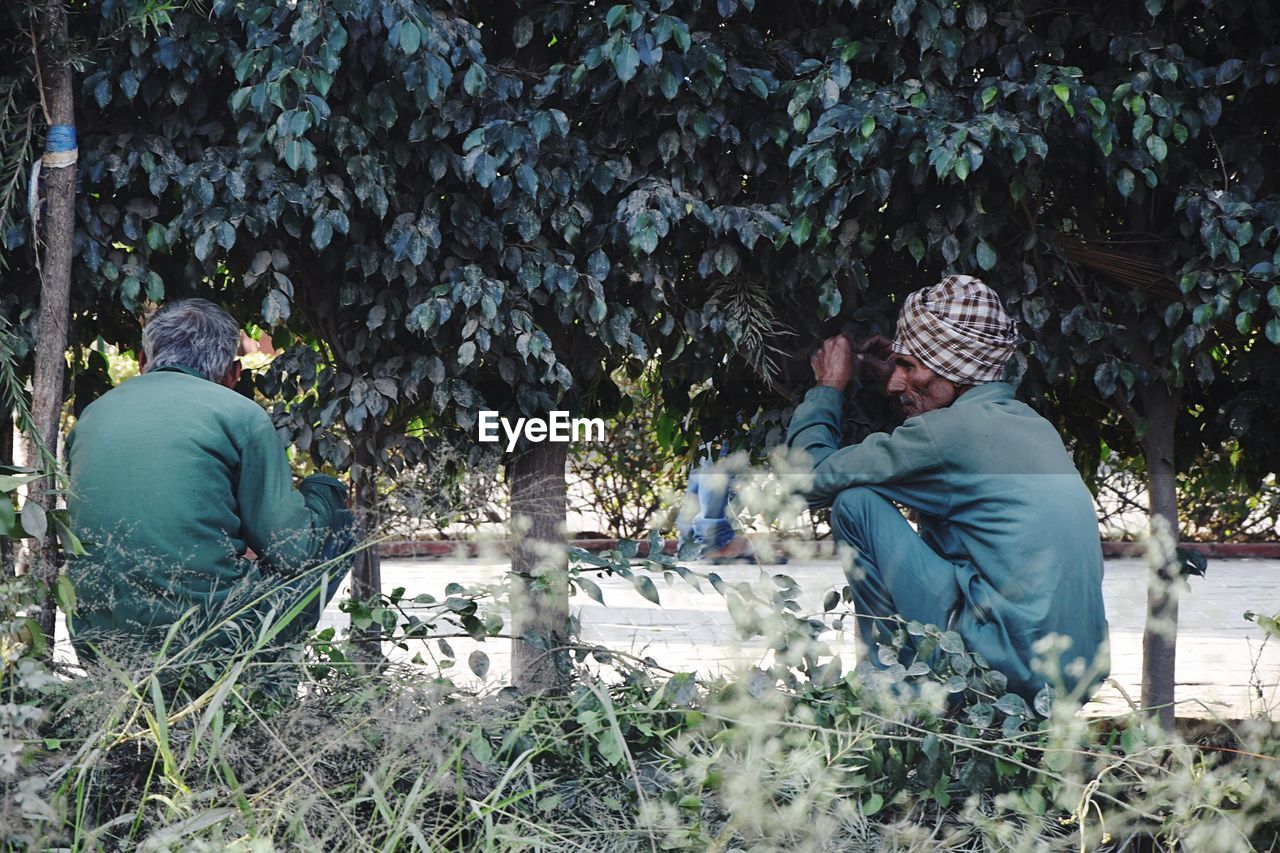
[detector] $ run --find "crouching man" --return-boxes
[787,276,1109,700]
[66,298,354,684]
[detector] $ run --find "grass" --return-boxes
[5,617,1279,851]
[4,527,1279,852]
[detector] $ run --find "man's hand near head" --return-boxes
[810,333,894,392]
[811,335,854,391]
[851,334,893,384]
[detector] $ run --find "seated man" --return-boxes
[787,275,1109,699]
[66,298,354,679]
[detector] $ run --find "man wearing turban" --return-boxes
[787,275,1109,701]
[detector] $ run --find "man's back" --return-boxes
[910,383,1110,692]
[67,365,344,647]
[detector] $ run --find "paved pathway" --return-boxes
[54,555,1279,719]
[314,555,1280,720]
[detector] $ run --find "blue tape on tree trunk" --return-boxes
[45,124,76,152]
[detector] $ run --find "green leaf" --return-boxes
[463,63,487,97]
[596,728,625,766]
[672,22,691,52]
[631,575,660,605]
[230,86,251,112]
[399,21,421,55]
[468,650,489,678]
[0,473,40,493]
[311,217,333,250]
[469,729,493,764]
[714,245,738,276]
[860,115,875,138]
[791,215,812,246]
[659,70,679,100]
[577,576,605,604]
[263,290,290,326]
[20,500,47,540]
[613,42,640,83]
[55,573,77,613]
[512,16,533,48]
[976,241,997,271]
[1146,135,1168,162]
[283,140,302,171]
[1052,83,1070,104]
[965,2,987,29]
[457,340,477,367]
[995,692,1030,717]
[1267,319,1280,345]
[725,593,759,637]
[52,515,86,557]
[814,152,837,187]
[1133,113,1153,141]
[863,792,884,817]
[1117,169,1135,198]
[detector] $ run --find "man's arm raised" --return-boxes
[784,335,947,511]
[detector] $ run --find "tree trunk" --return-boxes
[1139,383,1181,729]
[350,440,383,657]
[26,0,77,644]
[510,440,571,694]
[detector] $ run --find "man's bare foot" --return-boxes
[702,535,755,563]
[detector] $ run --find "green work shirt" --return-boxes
[65,365,347,652]
[786,382,1110,697]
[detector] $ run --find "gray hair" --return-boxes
[142,298,239,382]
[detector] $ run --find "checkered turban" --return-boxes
[891,275,1017,385]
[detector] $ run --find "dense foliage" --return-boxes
[4,0,1278,499]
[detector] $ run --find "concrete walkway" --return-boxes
[53,555,1278,719]
[315,555,1280,720]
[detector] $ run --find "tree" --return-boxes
[45,0,884,690]
[1,0,79,642]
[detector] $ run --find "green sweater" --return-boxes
[786,383,1110,697]
[65,365,347,651]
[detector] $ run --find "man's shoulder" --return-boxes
[77,370,269,432]
[916,382,1049,441]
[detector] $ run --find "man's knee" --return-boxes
[830,487,889,545]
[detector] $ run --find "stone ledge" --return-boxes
[378,539,1280,560]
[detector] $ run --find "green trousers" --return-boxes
[830,487,964,666]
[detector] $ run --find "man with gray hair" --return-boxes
[788,275,1109,701]
[66,298,354,683]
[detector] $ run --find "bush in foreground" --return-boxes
[4,572,1280,852]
